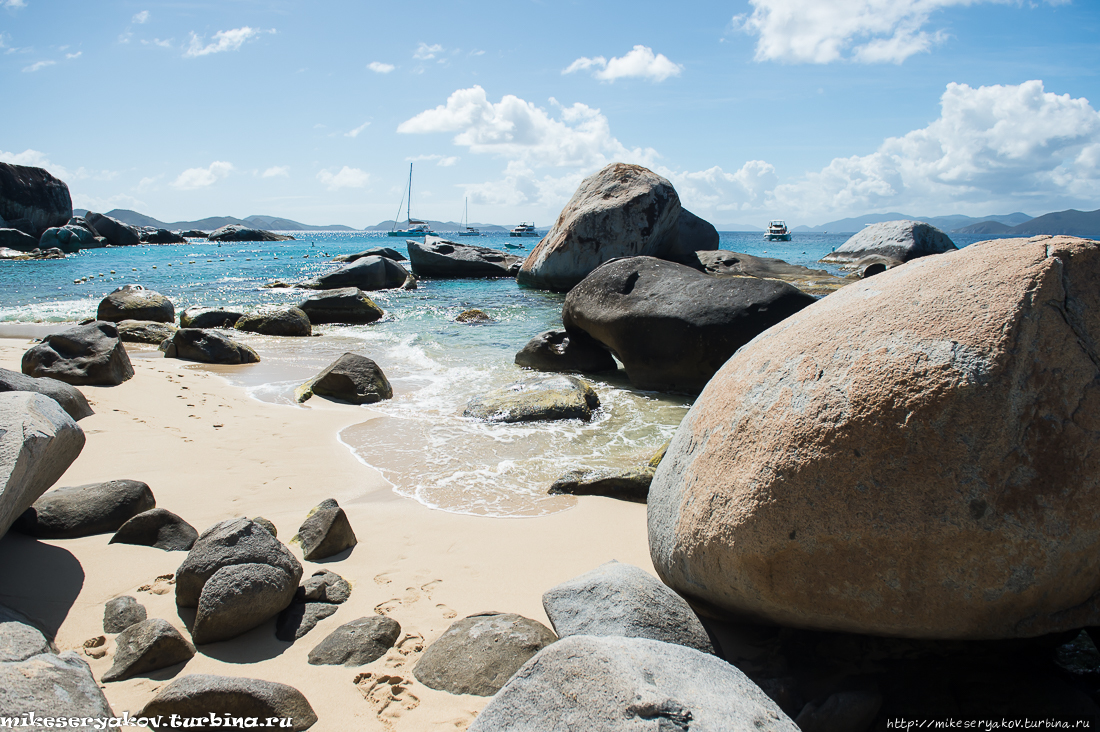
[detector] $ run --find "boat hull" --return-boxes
[764,233,792,242]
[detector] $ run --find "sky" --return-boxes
[1,0,1098,228]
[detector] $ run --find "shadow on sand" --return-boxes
[0,532,85,641]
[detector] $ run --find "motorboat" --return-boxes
[764,220,792,241]
[509,222,539,237]
[388,163,435,238]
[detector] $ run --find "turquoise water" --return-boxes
[0,230,1014,516]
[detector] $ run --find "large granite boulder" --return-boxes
[303,255,409,291]
[0,652,113,718]
[66,216,100,238]
[21,321,135,386]
[0,367,93,420]
[307,616,400,666]
[235,307,312,337]
[542,561,713,653]
[193,563,301,644]
[649,236,1100,639]
[179,307,244,329]
[332,247,406,263]
[292,498,357,561]
[0,605,51,663]
[140,675,317,730]
[84,212,140,247]
[97,285,175,323]
[468,636,796,732]
[208,225,294,242]
[140,228,186,244]
[463,375,599,423]
[407,237,521,278]
[414,612,557,696]
[0,163,72,238]
[514,329,617,374]
[662,208,720,263]
[0,228,40,252]
[14,479,156,539]
[101,618,195,682]
[563,257,815,393]
[0,392,85,538]
[110,507,198,551]
[297,288,383,325]
[820,220,956,269]
[162,328,260,364]
[295,353,392,405]
[39,224,95,253]
[117,320,178,345]
[516,163,681,292]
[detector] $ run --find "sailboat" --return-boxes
[388,163,434,238]
[458,198,480,236]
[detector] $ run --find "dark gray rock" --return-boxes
[562,257,815,393]
[208,225,294,242]
[407,237,521,278]
[0,392,85,538]
[103,596,147,634]
[297,570,351,604]
[21,321,135,386]
[140,228,186,244]
[332,247,406,263]
[163,328,260,364]
[175,518,302,608]
[14,479,155,539]
[0,227,40,252]
[293,498,357,561]
[235,307,312,337]
[97,285,175,323]
[140,674,317,730]
[463,375,599,423]
[178,230,208,238]
[794,690,883,732]
[820,220,956,269]
[515,329,617,374]
[109,508,198,551]
[542,561,714,653]
[304,255,409,291]
[414,612,557,696]
[0,163,72,238]
[179,307,244,329]
[548,467,653,503]
[0,246,65,260]
[66,216,100,237]
[296,353,392,405]
[0,366,93,420]
[101,618,195,682]
[682,250,850,297]
[661,208,720,264]
[298,288,384,325]
[40,225,95,253]
[0,652,114,718]
[253,516,277,537]
[193,562,300,644]
[307,615,400,666]
[275,602,339,642]
[117,320,178,344]
[84,212,140,247]
[0,604,51,662]
[468,635,797,732]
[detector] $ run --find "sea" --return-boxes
[0,231,1014,518]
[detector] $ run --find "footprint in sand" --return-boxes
[353,672,420,730]
[420,579,442,597]
[436,603,457,619]
[137,574,176,595]
[374,598,402,616]
[373,572,394,586]
[382,633,425,670]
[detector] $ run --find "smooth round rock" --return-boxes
[97,285,175,323]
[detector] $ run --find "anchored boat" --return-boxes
[509,222,539,237]
[388,163,435,238]
[764,220,792,242]
[458,198,480,237]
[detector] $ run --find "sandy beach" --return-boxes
[0,335,655,730]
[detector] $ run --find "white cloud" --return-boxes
[661,161,779,213]
[184,27,268,58]
[368,61,394,73]
[22,59,54,72]
[316,166,369,190]
[2,0,27,8]
[734,0,1067,65]
[413,42,442,60]
[406,154,459,167]
[65,51,81,59]
[770,80,1100,218]
[132,10,149,24]
[142,38,172,48]
[563,45,683,82]
[345,121,371,138]
[172,161,234,190]
[0,148,109,183]
[262,166,289,178]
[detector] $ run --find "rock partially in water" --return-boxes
[110,508,198,551]
[296,353,392,405]
[455,308,493,323]
[117,320,178,345]
[101,618,195,682]
[0,366,93,421]
[84,212,140,247]
[235,307,312,337]
[103,596,147,634]
[662,208,720,263]
[139,228,186,244]
[208,225,294,242]
[21,321,135,386]
[304,255,409,291]
[298,288,384,325]
[163,328,260,364]
[407,237,520,278]
[548,466,653,503]
[97,285,175,323]
[332,247,406,263]
[683,249,852,296]
[0,227,40,252]
[39,225,96,253]
[0,163,72,238]
[463,375,599,423]
[179,307,245,329]
[514,329,618,375]
[14,479,155,539]
[820,220,955,269]
[140,674,317,730]
[308,615,401,666]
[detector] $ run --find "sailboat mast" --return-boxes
[407,163,413,224]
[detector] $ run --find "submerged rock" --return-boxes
[140,674,317,730]
[0,366,93,421]
[14,479,155,539]
[514,329,617,374]
[295,353,392,405]
[163,328,260,364]
[455,308,493,323]
[21,321,134,386]
[463,375,599,423]
[97,285,175,323]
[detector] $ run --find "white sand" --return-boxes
[0,337,656,730]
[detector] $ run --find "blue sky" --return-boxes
[2,0,1098,228]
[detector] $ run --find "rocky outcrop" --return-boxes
[292,498,357,561]
[683,250,852,296]
[103,596,147,634]
[117,320,178,344]
[39,224,95,253]
[407,237,521,278]
[84,212,140,247]
[515,329,617,374]
[414,612,557,696]
[162,328,260,364]
[0,163,72,238]
[21,321,135,386]
[110,508,198,551]
[208,225,294,242]
[649,236,1100,639]
[303,255,409,291]
[516,163,681,292]
[97,285,175,323]
[178,230,207,239]
[0,367,93,421]
[140,228,186,244]
[0,228,40,252]
[0,245,65,260]
[295,353,392,405]
[66,216,100,238]
[563,257,815,393]
[468,636,796,732]
[0,652,113,718]
[548,466,653,503]
[101,618,195,682]
[307,616,400,666]
[463,375,599,422]
[332,247,406,263]
[542,561,713,653]
[820,220,956,269]
[235,307,312,337]
[140,674,317,731]
[298,288,384,325]
[179,307,245,329]
[14,479,155,539]
[0,392,85,538]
